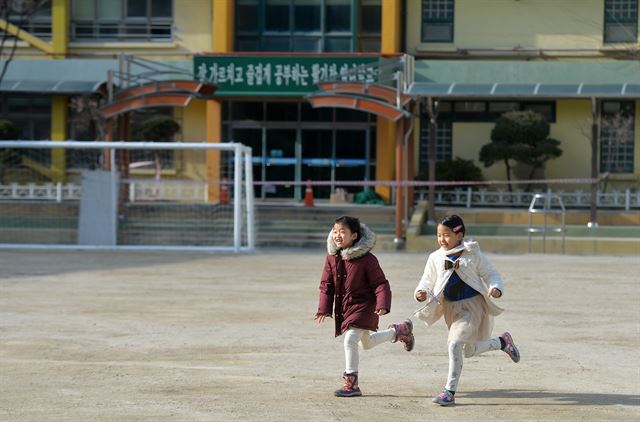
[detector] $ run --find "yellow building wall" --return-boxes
[546,100,592,180]
[179,100,209,181]
[406,0,640,54]
[451,100,640,190]
[451,122,497,178]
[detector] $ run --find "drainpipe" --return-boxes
[588,97,600,228]
[426,97,439,223]
[394,114,405,249]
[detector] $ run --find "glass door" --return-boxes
[301,129,333,199]
[265,129,297,198]
[335,129,368,195]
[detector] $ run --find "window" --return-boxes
[1,95,51,140]
[600,101,635,173]
[0,95,51,167]
[419,119,452,170]
[236,0,377,52]
[5,0,52,39]
[421,0,454,43]
[604,0,638,43]
[359,0,381,52]
[438,101,556,122]
[71,0,173,42]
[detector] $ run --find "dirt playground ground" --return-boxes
[0,248,638,421]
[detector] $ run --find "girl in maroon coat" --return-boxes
[315,216,414,397]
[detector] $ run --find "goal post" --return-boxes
[0,140,255,252]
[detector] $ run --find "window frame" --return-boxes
[603,0,639,43]
[6,0,52,39]
[599,100,635,174]
[419,119,452,168]
[70,0,174,42]
[235,0,368,52]
[437,100,556,123]
[421,0,455,44]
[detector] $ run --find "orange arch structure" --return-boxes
[316,82,411,107]
[307,93,410,122]
[101,80,216,119]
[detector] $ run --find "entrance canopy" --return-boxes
[407,60,640,99]
[0,59,119,95]
[0,79,106,94]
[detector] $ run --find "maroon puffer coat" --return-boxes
[316,224,392,337]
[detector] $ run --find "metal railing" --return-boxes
[528,192,566,254]
[415,187,639,210]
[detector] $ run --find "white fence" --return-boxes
[0,181,209,203]
[3,182,638,210]
[415,187,639,210]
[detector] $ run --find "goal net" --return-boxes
[0,141,255,252]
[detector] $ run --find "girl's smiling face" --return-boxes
[332,223,358,249]
[437,224,463,250]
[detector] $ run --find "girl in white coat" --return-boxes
[415,215,520,406]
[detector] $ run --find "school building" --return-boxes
[0,0,638,203]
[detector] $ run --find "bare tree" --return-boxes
[0,0,49,83]
[69,95,107,141]
[599,111,634,192]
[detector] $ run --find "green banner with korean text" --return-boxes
[194,54,385,97]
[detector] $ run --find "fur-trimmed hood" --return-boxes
[435,239,479,256]
[326,223,376,260]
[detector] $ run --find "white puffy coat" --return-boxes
[414,240,504,326]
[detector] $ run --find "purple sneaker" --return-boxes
[432,389,455,406]
[390,319,415,352]
[500,331,520,363]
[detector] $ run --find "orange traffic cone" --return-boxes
[220,176,230,205]
[304,179,315,207]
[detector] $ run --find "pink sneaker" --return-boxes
[500,331,520,363]
[432,389,455,406]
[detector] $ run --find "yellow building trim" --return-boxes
[51,0,69,58]
[375,118,396,202]
[50,96,68,182]
[381,0,401,54]
[213,0,234,53]
[0,19,52,54]
[206,1,234,202]
[378,0,402,203]
[206,100,223,201]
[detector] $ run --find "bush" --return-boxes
[354,188,385,205]
[132,116,180,141]
[417,157,485,189]
[0,120,19,140]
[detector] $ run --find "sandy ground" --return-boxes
[0,248,639,422]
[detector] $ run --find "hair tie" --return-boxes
[452,224,463,232]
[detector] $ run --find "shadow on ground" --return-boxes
[461,389,639,406]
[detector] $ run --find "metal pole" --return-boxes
[394,117,405,248]
[234,143,243,252]
[588,98,600,228]
[244,146,256,251]
[109,148,118,245]
[426,98,438,223]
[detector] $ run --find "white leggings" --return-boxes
[343,327,396,374]
[445,338,502,392]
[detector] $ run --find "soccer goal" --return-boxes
[0,141,255,252]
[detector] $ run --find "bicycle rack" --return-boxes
[527,191,566,254]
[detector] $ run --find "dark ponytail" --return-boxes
[440,214,465,236]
